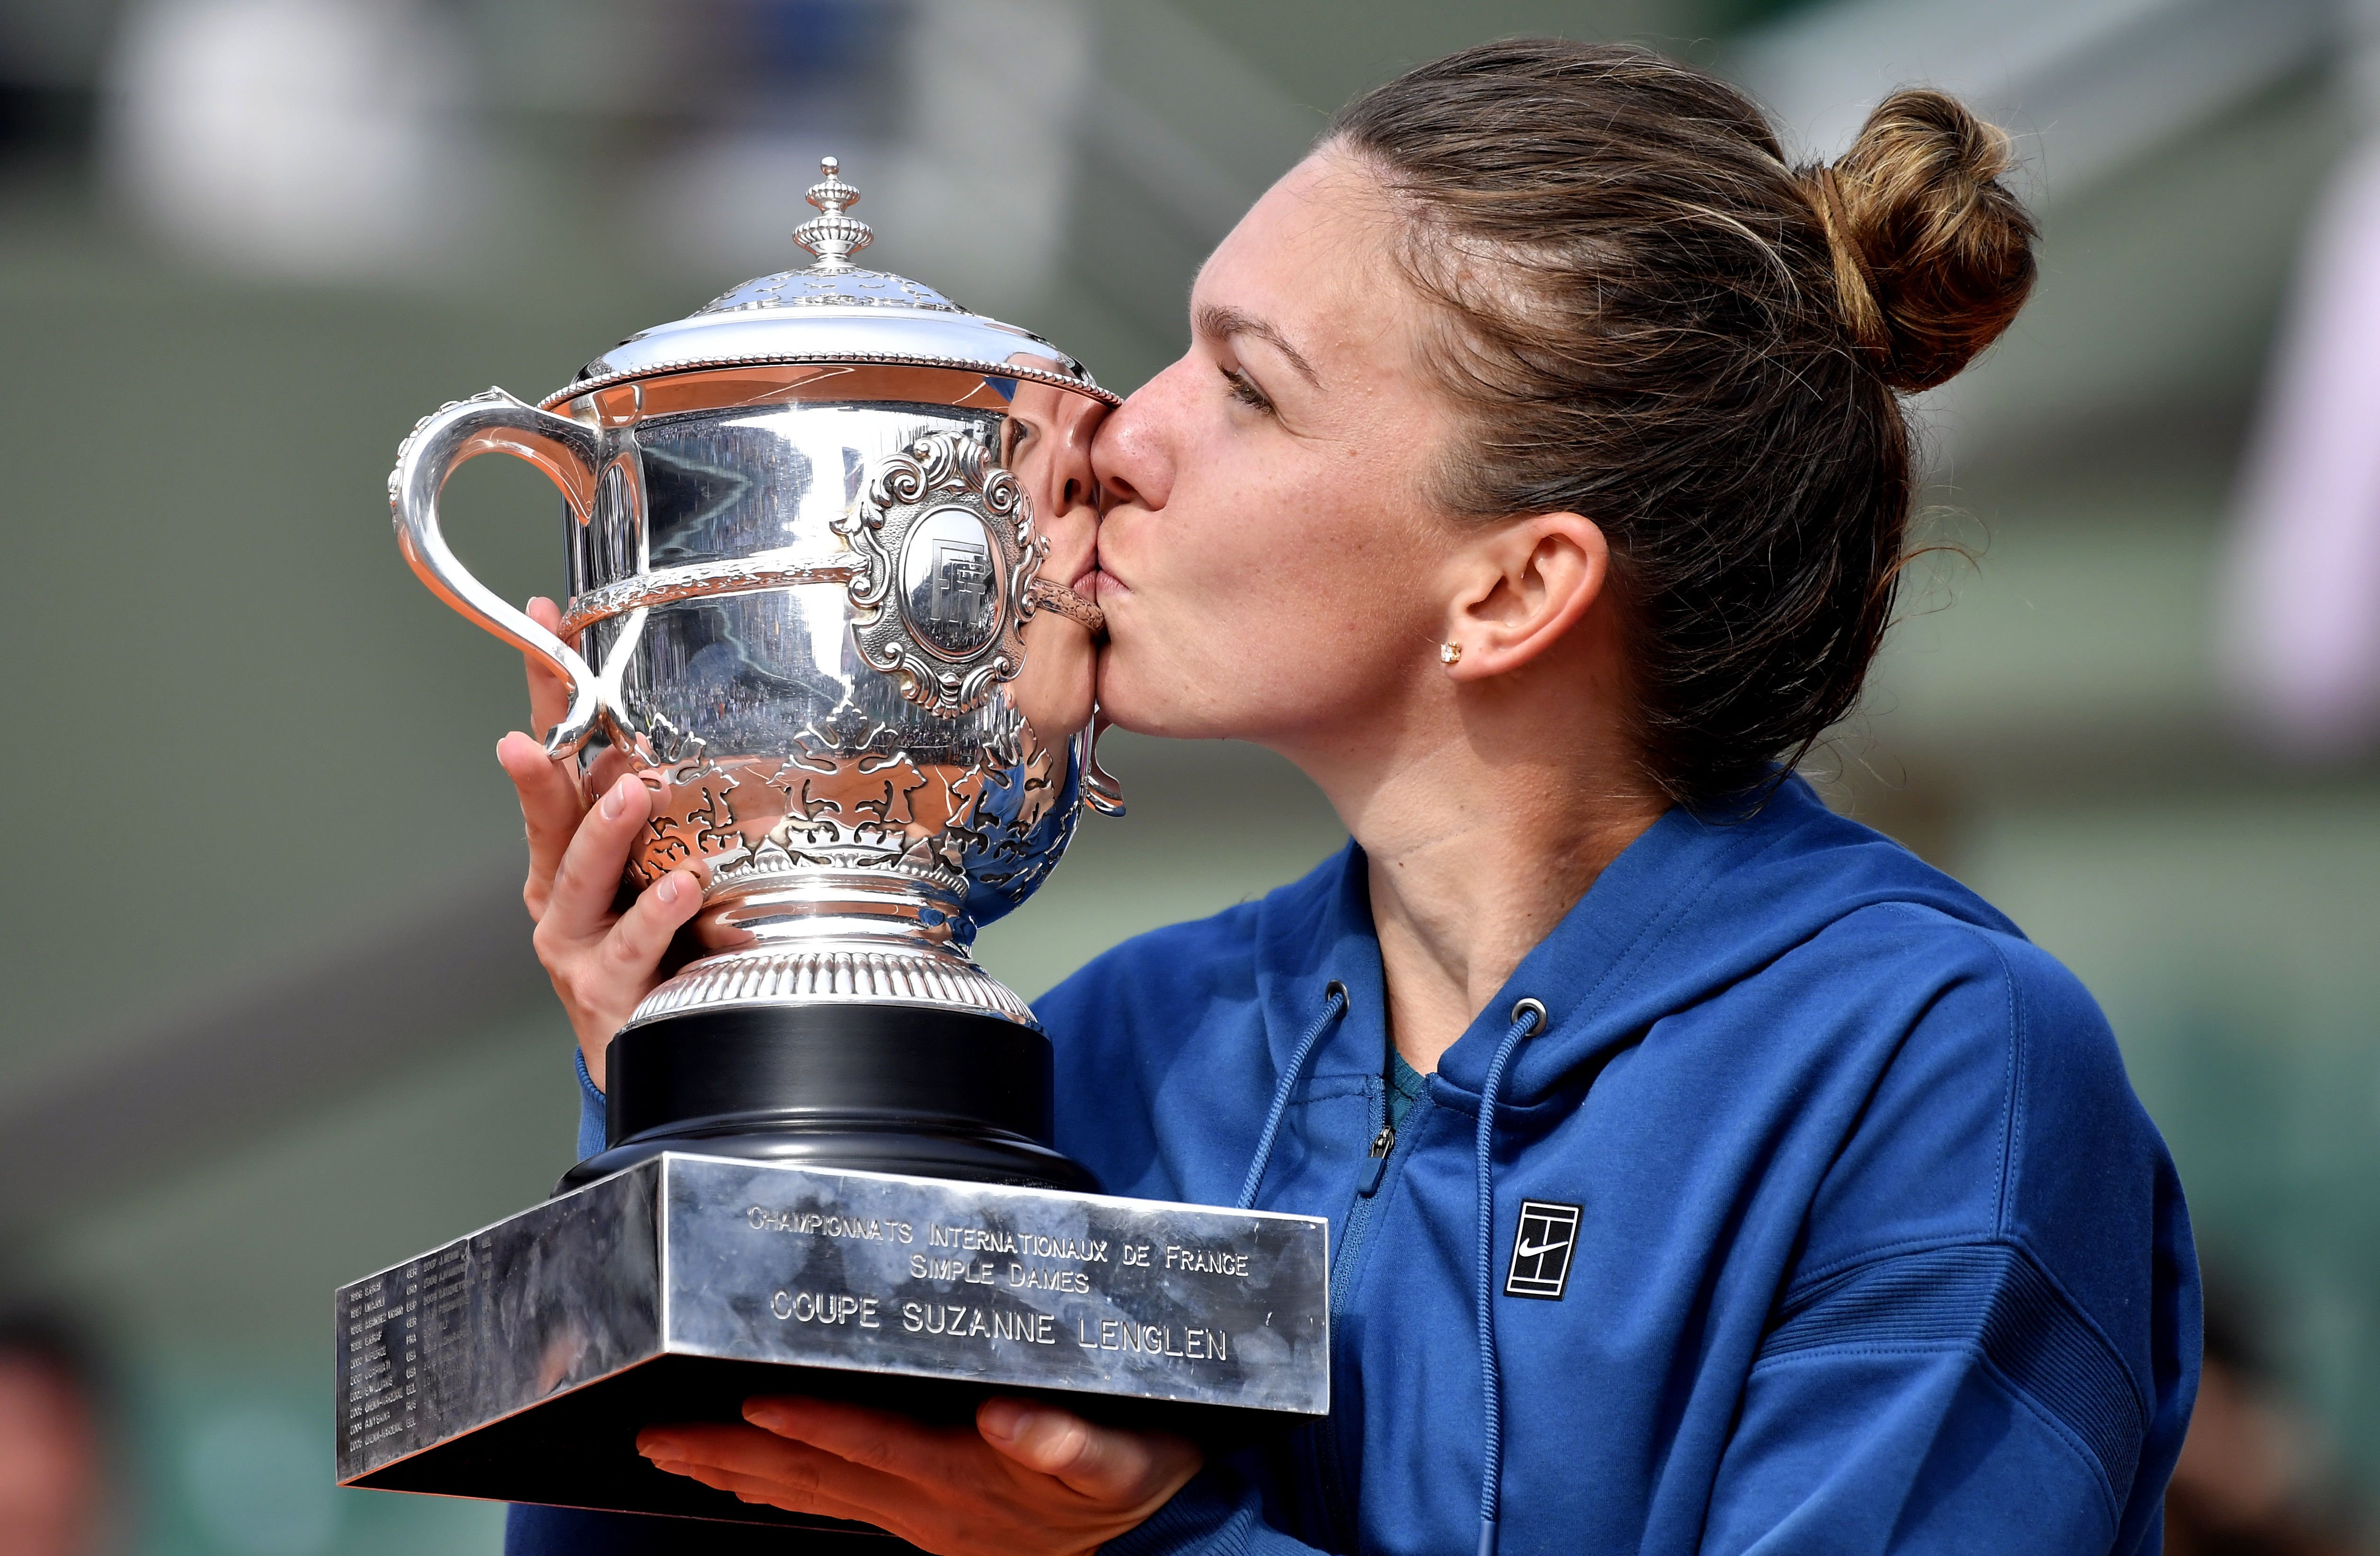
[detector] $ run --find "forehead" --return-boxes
[1192,152,1415,362]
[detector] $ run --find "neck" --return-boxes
[1287,707,1668,1076]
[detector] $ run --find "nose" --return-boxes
[1090,365,1181,515]
[1097,465,1141,511]
[1050,391,1106,515]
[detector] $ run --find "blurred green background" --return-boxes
[2,0,2376,1549]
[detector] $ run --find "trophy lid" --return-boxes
[542,157,1118,410]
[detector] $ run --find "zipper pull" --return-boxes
[1357,1125,1395,1198]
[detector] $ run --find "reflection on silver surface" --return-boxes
[390,158,1116,1034]
[902,507,1000,657]
[336,1154,1332,1494]
[337,1164,661,1476]
[841,428,1031,716]
[556,553,857,638]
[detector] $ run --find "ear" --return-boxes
[1439,513,1610,679]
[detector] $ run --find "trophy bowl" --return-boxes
[391,158,1121,1192]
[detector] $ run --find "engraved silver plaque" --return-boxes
[336,1154,1330,1526]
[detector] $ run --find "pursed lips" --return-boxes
[1085,517,1139,602]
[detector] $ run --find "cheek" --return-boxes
[1103,447,1436,736]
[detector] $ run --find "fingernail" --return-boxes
[600,776,634,820]
[657,875,682,905]
[978,1399,1028,1442]
[746,1405,784,1432]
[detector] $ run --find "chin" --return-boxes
[1093,654,1194,739]
[1093,686,1242,743]
[1091,666,1159,735]
[1094,619,1269,740]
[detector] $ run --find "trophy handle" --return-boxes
[391,389,607,758]
[1077,719,1126,817]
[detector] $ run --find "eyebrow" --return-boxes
[1193,302,1322,389]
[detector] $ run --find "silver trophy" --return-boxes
[339,162,1329,1530]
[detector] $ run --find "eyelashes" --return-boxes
[1219,364,1275,415]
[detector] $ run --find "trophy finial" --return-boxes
[793,156,872,273]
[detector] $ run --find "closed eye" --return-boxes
[1219,364,1275,415]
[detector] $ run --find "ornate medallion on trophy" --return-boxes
[337,161,1329,1529]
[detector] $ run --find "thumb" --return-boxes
[977,1398,1199,1505]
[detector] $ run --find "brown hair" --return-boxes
[1329,40,2036,804]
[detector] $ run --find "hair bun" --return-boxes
[1803,88,2037,392]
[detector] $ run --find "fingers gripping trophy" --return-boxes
[337,163,1329,1528]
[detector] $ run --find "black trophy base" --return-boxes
[561,1003,1099,1194]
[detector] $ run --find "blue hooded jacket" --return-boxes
[533,774,2195,1556]
[1042,776,2197,1556]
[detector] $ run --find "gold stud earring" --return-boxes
[1439,641,1463,666]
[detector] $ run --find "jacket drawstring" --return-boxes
[1235,981,1350,1210]
[1475,998,1545,1556]
[1236,981,1542,1556]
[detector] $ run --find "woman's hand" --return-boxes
[496,596,703,1088]
[636,1394,1200,1556]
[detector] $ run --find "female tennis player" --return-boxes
[501,39,2196,1556]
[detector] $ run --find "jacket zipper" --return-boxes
[1309,1077,1429,1547]
[1357,1122,1395,1197]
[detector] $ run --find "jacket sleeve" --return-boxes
[575,1048,607,1164]
[1696,918,2198,1556]
[1697,1239,2167,1555]
[1102,1467,1327,1556]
